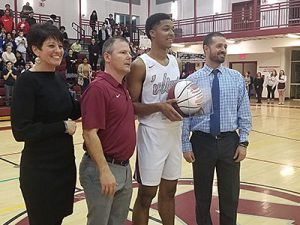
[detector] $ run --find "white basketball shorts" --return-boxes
[134,124,182,186]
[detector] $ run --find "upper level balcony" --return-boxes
[171,0,300,43]
[78,0,300,44]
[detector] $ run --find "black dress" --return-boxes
[11,71,81,225]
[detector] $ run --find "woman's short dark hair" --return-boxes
[145,13,171,40]
[27,23,63,51]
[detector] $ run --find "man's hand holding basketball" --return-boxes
[160,99,182,121]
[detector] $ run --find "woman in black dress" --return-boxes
[11,23,81,225]
[254,71,264,103]
[89,10,98,31]
[65,48,77,85]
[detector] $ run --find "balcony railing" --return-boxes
[171,1,300,39]
[15,12,61,28]
[78,0,300,43]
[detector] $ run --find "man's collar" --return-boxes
[203,64,224,75]
[98,71,123,88]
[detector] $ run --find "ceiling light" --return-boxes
[172,43,185,48]
[286,34,300,38]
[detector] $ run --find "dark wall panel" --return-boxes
[156,0,173,4]
[111,0,141,5]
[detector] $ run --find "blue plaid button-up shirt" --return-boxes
[182,64,252,152]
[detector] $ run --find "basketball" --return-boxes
[167,80,204,116]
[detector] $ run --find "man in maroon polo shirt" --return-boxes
[79,36,136,225]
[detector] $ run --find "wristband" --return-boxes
[239,141,249,148]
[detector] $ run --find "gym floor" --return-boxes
[0,100,300,225]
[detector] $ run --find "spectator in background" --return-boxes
[17,17,30,36]
[21,2,33,18]
[2,45,17,64]
[89,10,98,31]
[0,27,6,38]
[21,61,31,73]
[0,35,5,54]
[5,32,17,53]
[88,38,99,71]
[244,71,253,99]
[71,39,82,58]
[60,26,68,40]
[15,31,28,62]
[264,69,277,104]
[123,26,130,42]
[277,69,287,105]
[46,14,57,25]
[98,23,109,54]
[4,4,14,17]
[254,72,264,103]
[1,10,14,33]
[2,61,18,106]
[113,23,123,36]
[66,49,77,85]
[14,51,26,73]
[26,12,36,26]
[107,13,116,34]
[91,30,98,42]
[11,29,17,39]
[77,56,92,94]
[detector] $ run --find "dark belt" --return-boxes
[193,130,236,140]
[85,152,129,166]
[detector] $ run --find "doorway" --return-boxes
[229,61,257,77]
[229,61,257,97]
[232,0,260,31]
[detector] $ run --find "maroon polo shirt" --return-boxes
[81,71,136,161]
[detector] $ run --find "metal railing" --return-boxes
[15,12,61,28]
[79,18,144,45]
[171,1,300,38]
[72,22,86,40]
[77,0,300,43]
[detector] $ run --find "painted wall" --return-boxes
[226,52,287,98]
[150,1,172,16]
[172,38,295,98]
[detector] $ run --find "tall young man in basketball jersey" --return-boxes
[127,13,182,225]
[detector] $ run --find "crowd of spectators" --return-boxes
[0,4,152,107]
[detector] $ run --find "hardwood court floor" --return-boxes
[0,100,300,225]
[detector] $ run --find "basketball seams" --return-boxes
[177,92,203,104]
[176,81,193,99]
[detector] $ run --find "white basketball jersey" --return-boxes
[138,53,181,129]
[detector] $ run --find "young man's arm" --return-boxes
[83,128,116,197]
[127,58,182,121]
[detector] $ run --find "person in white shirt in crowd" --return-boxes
[264,69,277,104]
[15,31,28,62]
[277,69,287,105]
[2,44,17,64]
